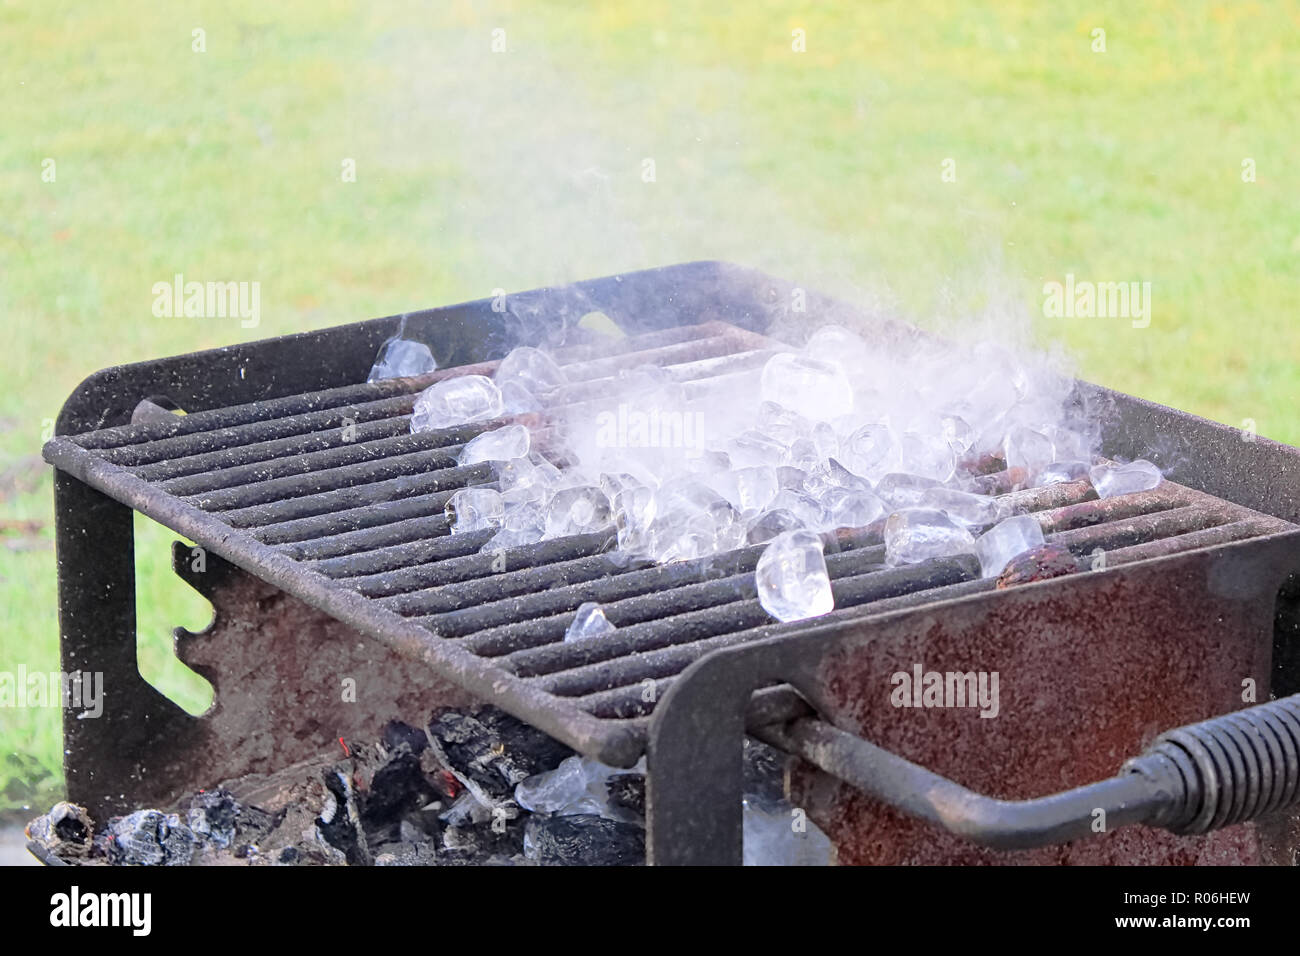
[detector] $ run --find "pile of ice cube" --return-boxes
[389,323,1162,628]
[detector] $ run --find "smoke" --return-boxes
[373,8,1111,564]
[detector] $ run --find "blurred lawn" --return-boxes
[1,0,1297,811]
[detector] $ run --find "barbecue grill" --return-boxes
[43,261,1300,865]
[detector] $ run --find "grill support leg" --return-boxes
[646,639,824,865]
[54,473,202,821]
[645,673,749,865]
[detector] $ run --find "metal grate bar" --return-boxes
[155,428,476,496]
[216,462,496,527]
[280,516,478,561]
[343,531,617,598]
[75,321,727,454]
[134,416,417,483]
[254,487,467,545]
[308,529,498,578]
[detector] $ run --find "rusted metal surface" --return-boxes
[61,539,484,823]
[761,691,1300,851]
[170,547,481,804]
[785,538,1300,864]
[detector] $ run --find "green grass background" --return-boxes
[2,0,1297,813]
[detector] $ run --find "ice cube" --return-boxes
[482,497,547,550]
[444,487,505,533]
[411,375,504,432]
[755,529,834,622]
[747,508,808,544]
[1089,459,1162,498]
[811,422,840,460]
[824,488,885,529]
[768,489,828,530]
[458,424,531,465]
[545,485,612,537]
[515,756,591,814]
[728,430,790,468]
[500,380,542,414]
[612,485,658,556]
[494,346,567,397]
[760,353,854,421]
[883,509,976,566]
[650,511,719,564]
[776,466,810,493]
[514,755,644,824]
[974,514,1046,578]
[842,424,902,480]
[494,456,556,499]
[713,516,750,552]
[806,458,873,496]
[743,795,832,866]
[803,324,872,376]
[596,472,636,496]
[503,499,546,534]
[730,465,780,512]
[918,487,1006,527]
[899,431,956,483]
[368,337,437,382]
[787,438,821,472]
[1038,460,1091,485]
[659,480,737,533]
[482,524,545,552]
[1003,426,1056,481]
[940,414,975,454]
[757,401,811,445]
[874,473,942,510]
[565,602,617,642]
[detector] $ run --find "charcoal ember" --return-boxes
[441,817,527,865]
[440,791,494,828]
[605,773,646,817]
[185,788,241,849]
[232,804,279,850]
[226,772,333,864]
[427,706,574,798]
[25,802,94,860]
[316,769,370,866]
[995,543,1080,589]
[381,719,428,755]
[399,814,441,844]
[419,748,463,800]
[361,751,437,828]
[474,707,576,776]
[523,814,645,866]
[367,806,443,857]
[102,810,197,866]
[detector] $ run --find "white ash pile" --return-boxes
[385,322,1162,625]
[26,706,825,866]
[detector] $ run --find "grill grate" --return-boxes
[43,318,1296,766]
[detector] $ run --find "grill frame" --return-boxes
[45,261,1300,855]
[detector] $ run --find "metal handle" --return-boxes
[757,693,1300,850]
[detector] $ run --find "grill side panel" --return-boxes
[786,537,1300,865]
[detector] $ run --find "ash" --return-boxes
[27,706,814,866]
